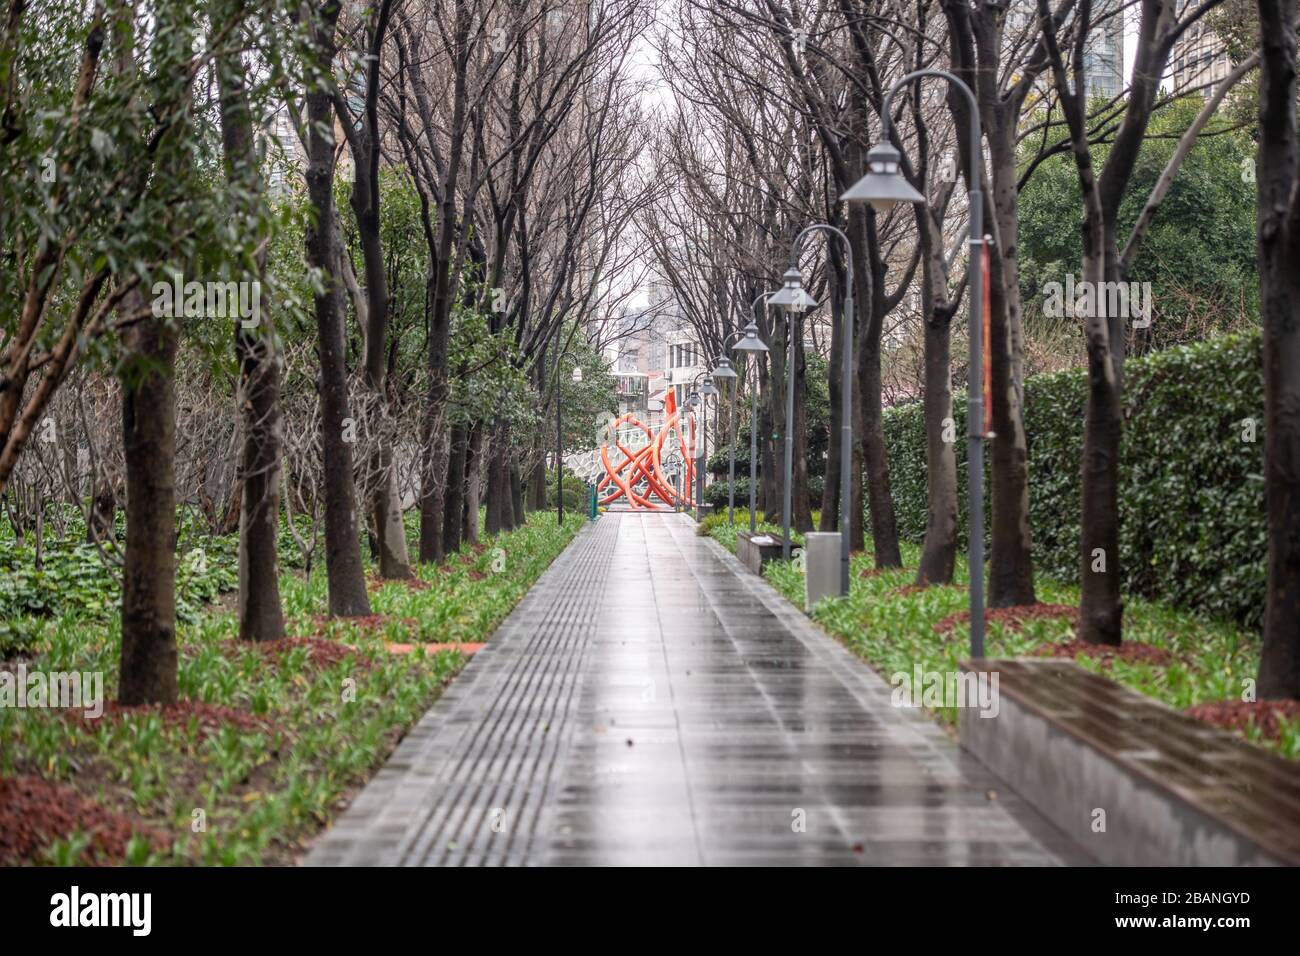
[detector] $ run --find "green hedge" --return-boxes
[546,471,590,513]
[704,476,822,511]
[881,331,1266,628]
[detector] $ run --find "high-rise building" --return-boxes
[1169,15,1234,94]
[1004,0,1125,105]
[1083,0,1125,100]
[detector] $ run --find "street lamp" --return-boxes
[730,302,772,534]
[556,357,584,525]
[777,225,856,597]
[688,372,719,522]
[842,143,926,213]
[842,67,988,660]
[768,267,815,560]
[684,390,701,518]
[709,354,739,524]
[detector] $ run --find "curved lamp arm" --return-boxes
[788,223,854,290]
[880,67,983,198]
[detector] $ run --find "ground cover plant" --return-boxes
[0,512,587,865]
[704,517,1297,760]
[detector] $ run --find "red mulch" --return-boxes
[1030,638,1172,666]
[0,775,170,866]
[248,636,369,670]
[368,573,432,592]
[1185,699,1300,743]
[892,584,928,597]
[934,603,1079,636]
[65,700,274,738]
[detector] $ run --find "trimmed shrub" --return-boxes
[881,331,1265,628]
[704,478,753,508]
[705,477,820,512]
[708,443,752,475]
[545,471,590,514]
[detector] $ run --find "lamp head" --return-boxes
[768,266,817,314]
[732,319,769,353]
[711,355,738,379]
[842,141,927,214]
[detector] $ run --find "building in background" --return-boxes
[1170,16,1234,93]
[1083,0,1125,100]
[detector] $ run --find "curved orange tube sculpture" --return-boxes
[598,391,697,510]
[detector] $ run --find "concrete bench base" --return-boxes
[735,531,788,576]
[959,659,1300,867]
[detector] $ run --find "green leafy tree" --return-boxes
[1019,97,1258,359]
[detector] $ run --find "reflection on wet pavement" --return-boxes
[307,513,1087,866]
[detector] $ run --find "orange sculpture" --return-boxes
[598,390,697,510]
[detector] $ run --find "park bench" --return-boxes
[959,658,1300,866]
[735,530,787,576]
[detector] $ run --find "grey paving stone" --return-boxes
[305,512,1089,867]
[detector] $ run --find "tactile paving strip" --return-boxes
[306,517,620,866]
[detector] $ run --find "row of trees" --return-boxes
[639,0,1298,697]
[1,0,643,704]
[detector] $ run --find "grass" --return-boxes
[701,512,1298,760]
[0,510,588,865]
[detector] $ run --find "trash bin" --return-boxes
[804,532,841,611]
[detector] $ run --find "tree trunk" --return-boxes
[986,136,1037,606]
[982,117,1038,606]
[528,458,546,512]
[484,427,508,536]
[1078,248,1123,645]
[463,422,484,544]
[304,7,371,616]
[87,475,116,544]
[235,325,285,641]
[218,35,285,642]
[762,314,784,524]
[419,416,447,563]
[1256,0,1300,699]
[373,447,410,578]
[820,284,844,532]
[509,461,524,530]
[859,329,902,567]
[416,32,467,562]
[917,309,958,585]
[118,294,179,705]
[442,420,467,556]
[792,331,814,533]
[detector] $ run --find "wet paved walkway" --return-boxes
[307,513,1087,866]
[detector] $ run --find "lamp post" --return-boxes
[695,373,719,521]
[684,390,701,518]
[710,354,739,524]
[730,299,772,533]
[768,267,816,560]
[772,226,856,597]
[842,67,987,660]
[556,363,582,525]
